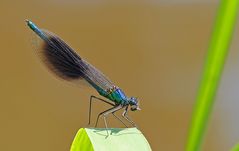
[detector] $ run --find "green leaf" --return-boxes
[70,128,152,151]
[70,128,94,151]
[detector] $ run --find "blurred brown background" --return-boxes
[1,0,239,150]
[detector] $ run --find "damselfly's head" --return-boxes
[128,97,141,111]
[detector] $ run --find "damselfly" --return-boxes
[26,20,140,130]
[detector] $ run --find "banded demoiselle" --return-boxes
[26,20,140,130]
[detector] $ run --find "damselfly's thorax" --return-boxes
[104,86,140,111]
[106,85,117,94]
[104,86,127,104]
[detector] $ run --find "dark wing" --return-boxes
[32,29,114,90]
[80,59,114,91]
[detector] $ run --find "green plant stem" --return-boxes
[231,144,239,151]
[185,1,239,151]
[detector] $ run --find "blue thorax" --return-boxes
[94,85,128,105]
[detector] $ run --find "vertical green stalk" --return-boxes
[186,1,239,151]
[231,144,239,151]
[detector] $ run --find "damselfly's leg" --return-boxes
[88,95,114,125]
[88,95,126,127]
[95,105,124,128]
[95,105,124,136]
[122,105,137,127]
[112,112,128,127]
